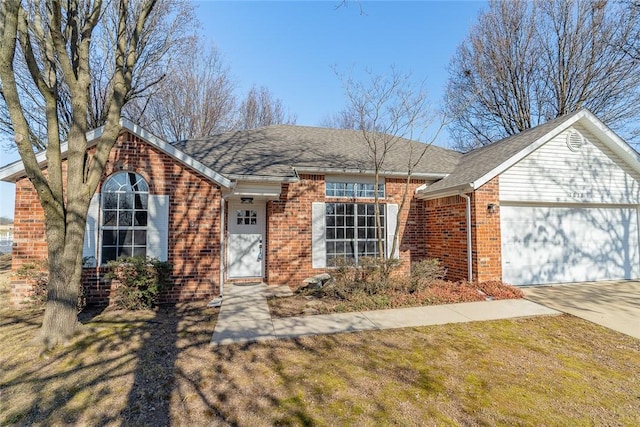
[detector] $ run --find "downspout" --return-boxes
[219,196,226,297]
[459,192,473,282]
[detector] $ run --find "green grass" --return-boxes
[1,271,639,425]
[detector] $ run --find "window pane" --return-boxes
[135,211,148,226]
[103,210,117,226]
[336,228,344,239]
[345,183,355,197]
[102,247,117,262]
[103,230,117,245]
[119,194,134,210]
[326,215,335,226]
[129,173,149,192]
[346,228,354,239]
[103,193,118,209]
[336,216,344,226]
[120,230,133,245]
[118,246,132,258]
[134,194,148,210]
[133,246,146,258]
[326,228,335,239]
[367,227,377,239]
[366,241,377,254]
[134,230,147,245]
[118,211,132,226]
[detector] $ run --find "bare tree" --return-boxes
[0,0,191,348]
[127,41,237,141]
[236,85,297,130]
[0,0,194,146]
[319,109,360,130]
[336,67,440,276]
[447,0,640,151]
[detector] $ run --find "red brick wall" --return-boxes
[424,177,502,282]
[10,165,54,305]
[10,130,223,306]
[265,175,427,287]
[425,194,469,281]
[471,177,502,282]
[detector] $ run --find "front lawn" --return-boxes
[1,271,639,425]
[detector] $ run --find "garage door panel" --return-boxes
[501,206,640,285]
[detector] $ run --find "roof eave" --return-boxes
[0,119,233,188]
[415,183,474,200]
[228,174,299,183]
[293,166,448,180]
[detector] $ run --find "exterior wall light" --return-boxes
[487,203,498,213]
[241,197,254,204]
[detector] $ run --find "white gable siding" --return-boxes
[499,125,640,204]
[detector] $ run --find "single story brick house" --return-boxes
[2,109,639,305]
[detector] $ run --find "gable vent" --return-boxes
[566,130,584,152]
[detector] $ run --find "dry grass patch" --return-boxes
[0,253,11,271]
[1,270,639,425]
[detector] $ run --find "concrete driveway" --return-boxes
[523,280,640,339]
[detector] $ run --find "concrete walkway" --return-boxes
[211,283,561,346]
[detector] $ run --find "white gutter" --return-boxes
[228,174,299,183]
[293,166,448,180]
[459,192,473,282]
[415,183,474,200]
[219,196,226,297]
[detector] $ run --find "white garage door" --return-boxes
[501,205,640,285]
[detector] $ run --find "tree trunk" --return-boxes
[38,256,82,348]
[36,186,89,348]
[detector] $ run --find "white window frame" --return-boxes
[325,176,385,199]
[312,201,399,269]
[325,202,385,265]
[100,172,150,263]
[83,173,169,266]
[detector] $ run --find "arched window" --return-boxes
[101,172,149,262]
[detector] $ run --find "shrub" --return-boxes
[16,260,85,310]
[401,259,447,293]
[321,257,401,298]
[105,257,172,310]
[472,280,524,300]
[16,262,49,306]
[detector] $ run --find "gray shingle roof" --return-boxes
[174,125,461,179]
[421,110,584,194]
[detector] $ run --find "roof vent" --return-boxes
[566,130,584,152]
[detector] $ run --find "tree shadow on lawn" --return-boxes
[0,302,219,425]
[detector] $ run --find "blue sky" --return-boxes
[0,1,486,219]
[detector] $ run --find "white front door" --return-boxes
[227,201,265,278]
